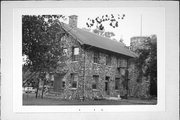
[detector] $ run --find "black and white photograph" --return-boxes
[22,8,160,106]
[1,1,179,120]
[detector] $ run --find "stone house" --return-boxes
[46,15,137,100]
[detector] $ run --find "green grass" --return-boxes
[23,93,157,105]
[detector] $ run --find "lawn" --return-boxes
[23,93,157,105]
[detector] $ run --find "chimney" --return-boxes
[69,15,78,28]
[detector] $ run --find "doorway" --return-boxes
[105,76,110,95]
[53,73,65,92]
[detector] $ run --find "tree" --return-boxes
[86,14,125,40]
[22,15,68,98]
[86,14,125,30]
[134,35,157,96]
[145,35,157,96]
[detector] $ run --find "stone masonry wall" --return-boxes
[51,33,130,100]
[83,48,128,99]
[128,57,150,98]
[48,33,144,100]
[54,34,85,100]
[128,61,150,98]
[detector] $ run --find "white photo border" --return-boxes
[13,7,165,113]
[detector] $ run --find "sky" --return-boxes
[57,7,164,46]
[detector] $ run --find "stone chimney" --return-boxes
[69,15,78,28]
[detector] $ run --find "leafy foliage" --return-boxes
[22,15,68,98]
[86,14,125,30]
[86,14,125,41]
[22,15,67,72]
[134,35,157,96]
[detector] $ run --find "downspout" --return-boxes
[83,45,86,101]
[82,45,93,101]
[126,58,129,98]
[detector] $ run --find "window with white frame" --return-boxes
[72,47,79,61]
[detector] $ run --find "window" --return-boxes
[74,47,79,55]
[92,75,99,89]
[120,68,125,76]
[71,73,78,88]
[94,52,100,63]
[117,58,128,68]
[62,81,65,88]
[106,55,111,65]
[117,67,121,74]
[117,58,121,67]
[115,78,120,90]
[63,48,68,55]
[72,47,79,61]
[121,59,128,68]
[105,76,110,93]
[105,76,110,81]
[50,75,54,81]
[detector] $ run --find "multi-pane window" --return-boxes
[115,78,120,90]
[71,73,78,88]
[94,52,100,63]
[117,58,128,68]
[117,58,128,76]
[106,55,111,65]
[72,47,79,61]
[92,75,99,90]
[121,59,128,68]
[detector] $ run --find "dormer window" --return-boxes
[72,47,79,61]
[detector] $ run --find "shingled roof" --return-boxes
[61,23,137,58]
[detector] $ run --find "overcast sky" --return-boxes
[58,7,164,46]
